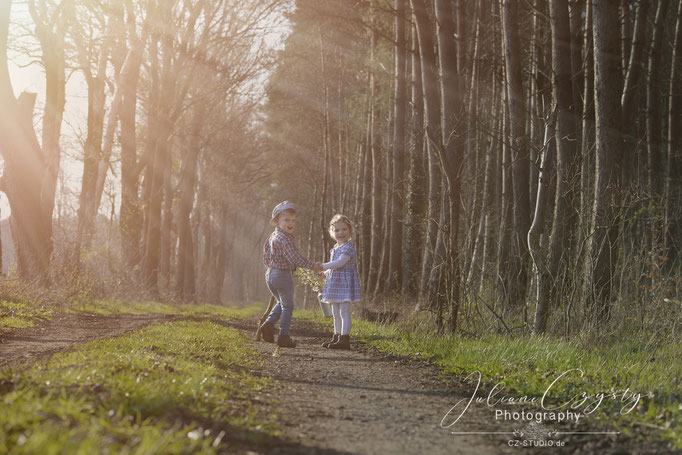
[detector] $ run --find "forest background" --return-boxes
[0,0,680,396]
[0,0,681,447]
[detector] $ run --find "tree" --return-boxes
[586,0,623,323]
[501,0,531,312]
[0,1,53,281]
[27,0,71,262]
[387,0,407,294]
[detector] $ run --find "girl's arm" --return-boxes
[322,253,350,270]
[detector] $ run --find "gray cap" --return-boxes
[271,200,296,221]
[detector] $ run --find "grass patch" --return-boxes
[297,309,681,448]
[0,320,277,453]
[67,299,264,320]
[0,300,52,332]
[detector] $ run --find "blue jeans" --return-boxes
[264,268,295,335]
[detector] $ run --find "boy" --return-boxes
[260,201,322,347]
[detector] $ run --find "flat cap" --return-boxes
[272,200,296,221]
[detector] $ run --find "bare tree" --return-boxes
[586,0,623,323]
[0,1,53,281]
[28,0,71,261]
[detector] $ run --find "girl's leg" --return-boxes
[322,303,342,347]
[330,303,351,349]
[340,303,352,335]
[331,303,342,334]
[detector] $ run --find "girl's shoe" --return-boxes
[329,334,350,350]
[322,334,339,348]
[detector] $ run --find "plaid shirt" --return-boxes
[263,227,315,271]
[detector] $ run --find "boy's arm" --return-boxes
[280,235,316,269]
[263,239,271,266]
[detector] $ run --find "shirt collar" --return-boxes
[275,226,294,238]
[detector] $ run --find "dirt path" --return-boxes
[229,317,670,455]
[0,313,670,454]
[235,318,516,455]
[0,313,175,368]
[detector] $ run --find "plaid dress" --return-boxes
[321,242,361,303]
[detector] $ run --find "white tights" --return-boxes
[331,302,352,335]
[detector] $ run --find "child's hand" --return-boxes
[318,271,326,278]
[312,262,323,274]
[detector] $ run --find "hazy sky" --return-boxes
[2,1,291,222]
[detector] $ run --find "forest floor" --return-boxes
[0,308,673,454]
[0,313,177,368]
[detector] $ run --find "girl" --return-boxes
[320,214,361,350]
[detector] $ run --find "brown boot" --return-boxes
[277,333,297,348]
[259,321,275,343]
[322,334,339,348]
[329,334,350,350]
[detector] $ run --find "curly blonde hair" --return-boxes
[328,214,354,239]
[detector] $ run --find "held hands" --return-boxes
[312,262,323,274]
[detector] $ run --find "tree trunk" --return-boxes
[210,203,231,305]
[94,32,144,222]
[28,0,69,262]
[175,106,203,301]
[319,27,335,254]
[587,0,623,324]
[360,79,373,287]
[74,2,115,259]
[373,115,393,298]
[530,114,556,334]
[469,86,499,288]
[412,0,443,311]
[403,21,426,300]
[646,0,670,201]
[143,3,175,293]
[0,2,51,281]
[620,1,649,184]
[435,0,465,331]
[664,0,682,263]
[534,0,579,334]
[119,29,144,268]
[387,0,407,294]
[367,0,383,294]
[502,0,531,311]
[579,0,595,280]
[159,145,173,288]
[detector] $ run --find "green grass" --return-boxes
[298,309,681,447]
[0,300,52,332]
[0,320,277,454]
[0,295,264,335]
[67,299,264,320]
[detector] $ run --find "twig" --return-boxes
[254,295,276,341]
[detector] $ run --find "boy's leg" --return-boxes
[265,303,282,324]
[264,270,283,324]
[271,270,295,335]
